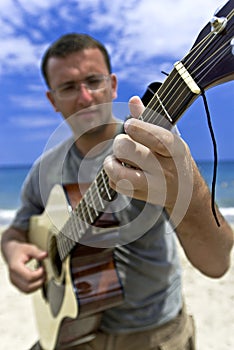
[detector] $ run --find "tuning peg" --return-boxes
[210,15,227,34]
[231,38,234,56]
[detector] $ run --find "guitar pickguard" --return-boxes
[47,278,65,318]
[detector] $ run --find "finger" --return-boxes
[9,260,46,292]
[111,134,153,171]
[11,271,46,293]
[26,278,46,293]
[124,118,185,158]
[25,244,48,263]
[104,155,167,205]
[104,155,147,190]
[128,96,144,119]
[12,258,46,283]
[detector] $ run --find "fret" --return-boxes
[101,169,112,200]
[57,232,64,258]
[154,92,173,123]
[84,190,99,224]
[57,231,74,260]
[87,201,94,223]
[62,230,72,257]
[74,207,86,237]
[167,73,196,122]
[66,234,74,251]
[80,199,90,229]
[82,196,94,224]
[142,68,197,128]
[141,101,173,130]
[94,178,105,210]
[57,211,86,260]
[68,215,79,242]
[60,233,67,258]
[87,187,99,217]
[72,214,82,240]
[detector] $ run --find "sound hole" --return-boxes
[49,234,62,278]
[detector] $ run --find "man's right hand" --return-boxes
[1,228,47,293]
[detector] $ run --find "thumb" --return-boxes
[28,244,48,261]
[128,96,144,119]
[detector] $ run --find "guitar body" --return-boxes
[29,184,123,350]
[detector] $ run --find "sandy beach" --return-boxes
[0,226,234,350]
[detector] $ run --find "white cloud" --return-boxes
[9,94,49,110]
[0,37,44,73]
[9,115,59,129]
[75,0,225,54]
[0,0,228,82]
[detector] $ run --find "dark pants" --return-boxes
[29,305,196,350]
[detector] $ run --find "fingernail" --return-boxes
[124,118,132,133]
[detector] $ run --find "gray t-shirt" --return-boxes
[12,126,182,333]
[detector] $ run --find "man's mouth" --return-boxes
[76,106,99,120]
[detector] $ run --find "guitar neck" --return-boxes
[141,67,197,129]
[57,169,117,260]
[57,0,234,259]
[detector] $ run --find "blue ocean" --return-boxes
[1,161,234,226]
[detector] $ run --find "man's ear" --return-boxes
[46,91,59,112]
[110,74,118,100]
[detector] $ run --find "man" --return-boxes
[1,33,233,350]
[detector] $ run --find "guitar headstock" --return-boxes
[182,0,234,90]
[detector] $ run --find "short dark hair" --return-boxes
[41,33,112,87]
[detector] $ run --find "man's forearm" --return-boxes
[169,163,234,277]
[1,227,27,262]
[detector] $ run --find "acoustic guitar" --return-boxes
[29,1,234,349]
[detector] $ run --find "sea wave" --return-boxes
[220,207,234,226]
[0,209,17,227]
[1,207,234,229]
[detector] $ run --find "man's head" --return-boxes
[41,33,112,88]
[42,33,118,136]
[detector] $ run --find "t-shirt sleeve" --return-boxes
[11,162,44,232]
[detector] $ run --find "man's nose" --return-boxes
[76,84,93,105]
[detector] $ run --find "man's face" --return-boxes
[46,48,117,136]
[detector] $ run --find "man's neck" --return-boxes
[74,118,119,157]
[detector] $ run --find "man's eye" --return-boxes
[62,85,76,91]
[87,78,101,86]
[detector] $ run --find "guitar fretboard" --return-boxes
[141,68,197,129]
[57,169,117,260]
[57,0,234,260]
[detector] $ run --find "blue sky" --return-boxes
[0,0,233,166]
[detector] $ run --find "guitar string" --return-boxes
[142,31,232,125]
[59,49,230,259]
[58,17,233,258]
[141,27,216,122]
[59,34,231,258]
[159,36,232,124]
[143,37,232,129]
[59,31,219,252]
[150,10,234,120]
[58,171,114,259]
[140,30,233,227]
[196,42,233,86]
[142,8,234,121]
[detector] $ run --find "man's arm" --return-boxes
[104,96,233,278]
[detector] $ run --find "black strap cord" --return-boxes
[200,88,220,227]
